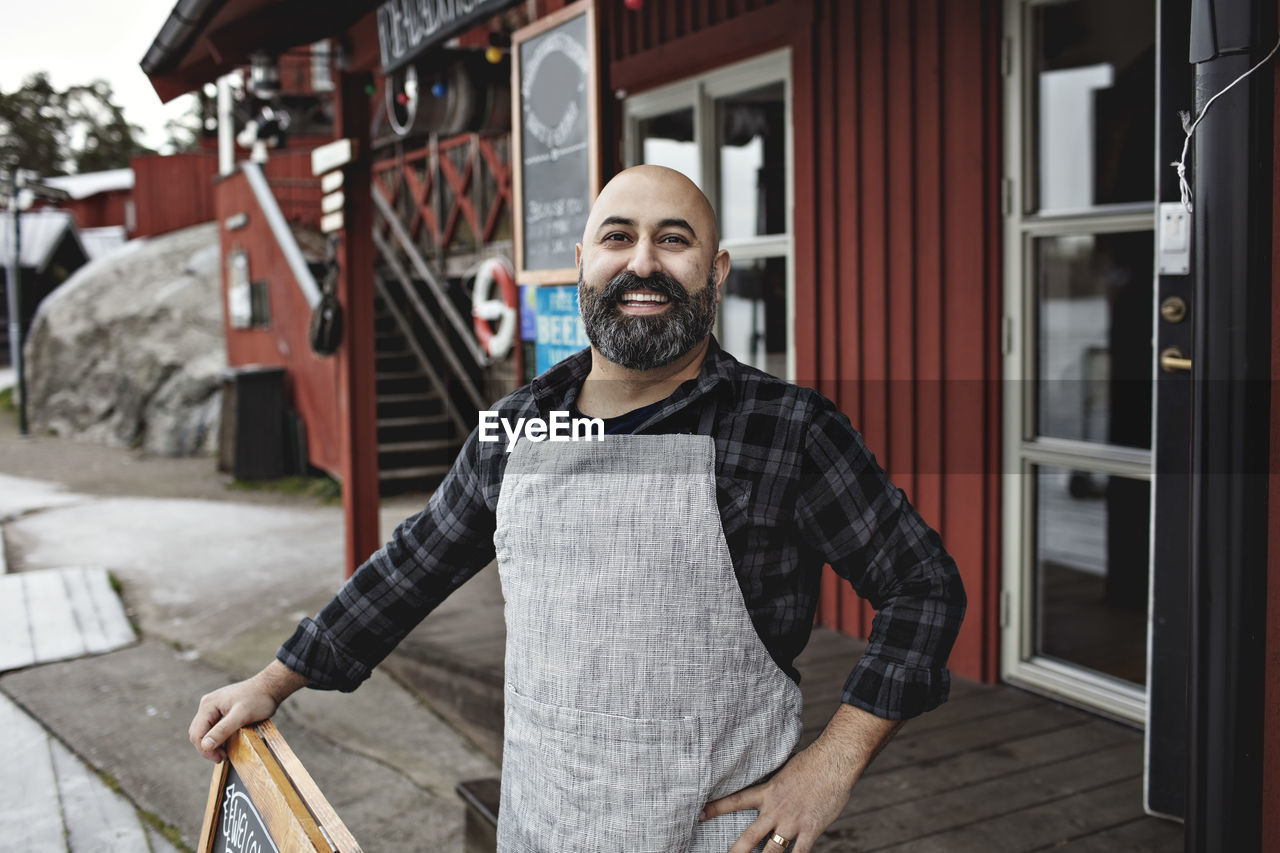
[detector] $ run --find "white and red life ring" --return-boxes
[472,257,518,359]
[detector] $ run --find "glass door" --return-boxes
[623,51,793,379]
[1001,0,1157,723]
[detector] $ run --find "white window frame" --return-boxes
[1000,0,1156,726]
[622,49,796,380]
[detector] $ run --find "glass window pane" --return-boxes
[1033,0,1155,211]
[1034,465,1149,685]
[716,82,786,240]
[1035,231,1152,449]
[637,108,697,178]
[719,256,787,378]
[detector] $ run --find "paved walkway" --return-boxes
[0,415,498,853]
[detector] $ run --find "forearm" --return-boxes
[811,703,903,789]
[252,659,310,704]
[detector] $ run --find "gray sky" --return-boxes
[0,0,196,154]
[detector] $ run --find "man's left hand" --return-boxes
[699,704,903,853]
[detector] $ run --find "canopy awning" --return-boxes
[140,0,382,102]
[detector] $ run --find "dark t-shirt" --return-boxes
[570,399,667,435]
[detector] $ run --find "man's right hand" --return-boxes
[188,660,309,762]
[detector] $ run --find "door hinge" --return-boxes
[1001,177,1014,218]
[1002,315,1015,356]
[1001,36,1014,77]
[1000,589,1012,629]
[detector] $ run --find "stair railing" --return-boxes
[372,186,489,419]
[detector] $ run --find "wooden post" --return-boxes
[334,71,380,577]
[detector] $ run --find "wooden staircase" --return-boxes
[373,292,471,494]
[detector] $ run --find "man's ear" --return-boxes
[713,249,731,300]
[575,242,583,268]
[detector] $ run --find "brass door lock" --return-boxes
[1160,347,1192,373]
[1160,296,1188,324]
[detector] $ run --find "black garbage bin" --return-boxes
[219,365,287,480]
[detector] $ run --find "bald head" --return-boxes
[581,165,721,252]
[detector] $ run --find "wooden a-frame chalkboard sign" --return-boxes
[198,720,360,853]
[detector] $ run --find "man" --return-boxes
[190,165,965,853]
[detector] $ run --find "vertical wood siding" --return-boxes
[215,171,342,475]
[131,153,220,238]
[794,0,1002,683]
[609,0,1002,682]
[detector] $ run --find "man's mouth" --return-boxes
[619,290,671,306]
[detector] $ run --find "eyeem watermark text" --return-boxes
[478,410,605,452]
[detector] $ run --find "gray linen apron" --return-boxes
[493,428,803,852]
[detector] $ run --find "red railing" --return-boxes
[371,132,512,263]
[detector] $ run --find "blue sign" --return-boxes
[535,284,590,375]
[519,284,539,342]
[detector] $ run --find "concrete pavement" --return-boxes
[0,416,498,852]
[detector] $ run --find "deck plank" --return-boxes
[846,719,1134,814]
[50,735,151,852]
[880,776,1157,852]
[0,574,35,670]
[866,701,1092,776]
[816,741,1142,850]
[24,569,87,663]
[1063,813,1185,852]
[78,567,136,652]
[0,693,67,850]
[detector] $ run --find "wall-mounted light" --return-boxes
[248,51,281,99]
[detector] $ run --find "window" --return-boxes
[624,51,793,379]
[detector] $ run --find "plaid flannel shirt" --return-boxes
[279,339,966,720]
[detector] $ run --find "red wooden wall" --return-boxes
[215,169,342,475]
[59,190,131,231]
[132,152,220,237]
[606,0,1002,684]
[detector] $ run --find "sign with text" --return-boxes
[198,721,360,853]
[377,0,520,74]
[534,284,589,375]
[512,0,598,283]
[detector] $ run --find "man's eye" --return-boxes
[660,235,689,244]
[604,232,630,242]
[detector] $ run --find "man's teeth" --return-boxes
[621,292,669,303]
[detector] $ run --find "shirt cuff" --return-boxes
[841,655,951,721]
[276,617,372,693]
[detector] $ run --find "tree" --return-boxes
[0,72,64,175]
[0,73,153,177]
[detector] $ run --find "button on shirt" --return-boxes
[278,339,967,721]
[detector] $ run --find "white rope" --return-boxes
[1173,35,1280,212]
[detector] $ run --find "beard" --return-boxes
[578,268,719,370]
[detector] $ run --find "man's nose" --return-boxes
[626,239,661,278]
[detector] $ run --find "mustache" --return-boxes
[599,271,690,304]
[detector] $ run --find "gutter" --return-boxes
[139,0,226,76]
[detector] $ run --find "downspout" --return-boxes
[1185,0,1276,849]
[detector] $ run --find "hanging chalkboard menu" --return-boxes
[198,721,360,853]
[512,0,599,283]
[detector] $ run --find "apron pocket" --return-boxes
[500,687,704,853]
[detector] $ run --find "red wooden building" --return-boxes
[142,0,1279,846]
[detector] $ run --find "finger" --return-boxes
[763,829,797,853]
[201,710,246,757]
[702,785,762,821]
[189,700,225,752]
[727,811,773,853]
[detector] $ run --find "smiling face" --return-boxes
[575,166,730,371]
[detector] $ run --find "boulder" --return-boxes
[24,222,226,456]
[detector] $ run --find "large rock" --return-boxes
[24,222,226,456]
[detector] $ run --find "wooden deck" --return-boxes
[386,565,1184,852]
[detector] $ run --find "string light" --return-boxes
[485,46,503,64]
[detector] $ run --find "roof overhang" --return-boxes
[141,0,383,102]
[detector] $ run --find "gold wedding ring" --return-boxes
[770,833,792,850]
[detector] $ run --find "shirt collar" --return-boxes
[529,336,739,425]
